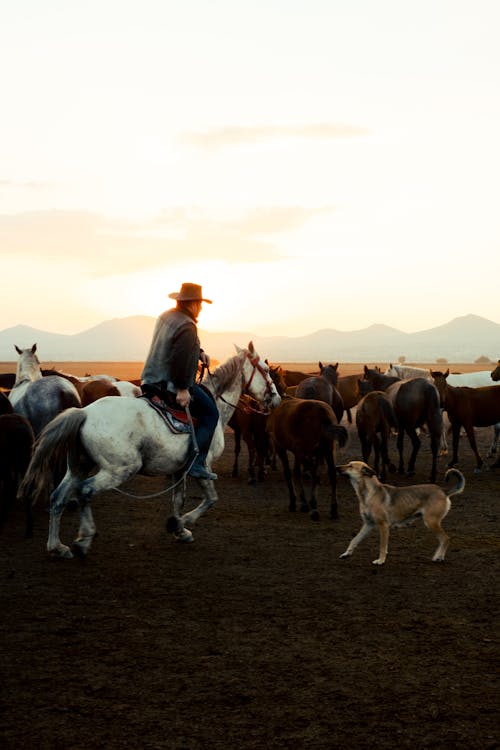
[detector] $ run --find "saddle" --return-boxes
[140,391,197,435]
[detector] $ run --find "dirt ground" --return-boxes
[1,390,499,750]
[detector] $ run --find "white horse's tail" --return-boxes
[19,407,87,506]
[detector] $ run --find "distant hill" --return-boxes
[1,313,499,364]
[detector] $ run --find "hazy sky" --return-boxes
[2,0,499,337]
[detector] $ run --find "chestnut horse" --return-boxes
[355,391,397,482]
[431,369,500,471]
[266,398,348,522]
[228,365,287,484]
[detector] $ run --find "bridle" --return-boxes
[201,351,276,413]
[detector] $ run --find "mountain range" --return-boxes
[1,314,499,364]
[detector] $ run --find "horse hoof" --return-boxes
[166,516,180,534]
[174,528,194,543]
[71,541,87,559]
[310,510,320,522]
[48,546,73,560]
[247,477,257,485]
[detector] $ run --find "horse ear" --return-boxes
[234,344,243,355]
[31,343,37,354]
[364,365,368,374]
[334,363,339,371]
[445,368,449,377]
[15,345,22,355]
[318,362,323,369]
[248,341,255,355]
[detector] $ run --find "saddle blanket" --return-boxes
[140,394,194,434]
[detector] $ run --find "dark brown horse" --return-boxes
[355,391,397,481]
[295,362,344,423]
[337,373,363,423]
[266,398,348,521]
[0,414,35,533]
[0,392,13,415]
[490,360,500,383]
[228,395,271,483]
[362,370,443,482]
[431,369,500,471]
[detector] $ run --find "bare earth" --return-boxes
[1,362,499,749]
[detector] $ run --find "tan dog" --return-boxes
[338,460,465,565]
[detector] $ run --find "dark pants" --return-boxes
[188,384,219,457]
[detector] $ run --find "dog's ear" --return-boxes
[362,464,377,478]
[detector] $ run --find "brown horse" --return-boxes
[280,368,318,387]
[337,373,364,423]
[229,364,287,483]
[80,379,121,406]
[431,369,500,471]
[266,398,348,521]
[0,414,35,533]
[355,391,397,481]
[295,362,344,423]
[228,395,271,483]
[362,369,443,482]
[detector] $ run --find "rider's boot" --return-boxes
[187,452,217,481]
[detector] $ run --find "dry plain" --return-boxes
[1,360,498,749]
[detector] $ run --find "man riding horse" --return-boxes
[141,283,219,481]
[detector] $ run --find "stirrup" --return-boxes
[187,455,217,481]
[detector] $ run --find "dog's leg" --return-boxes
[423,510,450,561]
[373,521,390,564]
[340,521,374,558]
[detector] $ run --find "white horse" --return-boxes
[385,364,500,388]
[385,364,500,456]
[20,342,281,558]
[9,344,81,436]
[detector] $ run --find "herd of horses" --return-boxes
[2,343,500,559]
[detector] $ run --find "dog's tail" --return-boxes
[444,468,465,498]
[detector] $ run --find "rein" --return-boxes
[204,353,273,414]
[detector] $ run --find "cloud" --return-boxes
[0,206,330,276]
[179,122,372,149]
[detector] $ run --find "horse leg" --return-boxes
[428,427,440,483]
[232,429,241,478]
[325,449,339,520]
[346,408,352,424]
[47,471,81,558]
[448,423,461,467]
[277,448,297,512]
[294,458,309,513]
[372,434,381,478]
[487,423,500,462]
[307,460,320,522]
[396,426,406,474]
[360,435,372,466]
[381,428,396,480]
[406,428,421,477]
[72,503,97,557]
[179,477,218,532]
[463,424,483,472]
[246,435,257,485]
